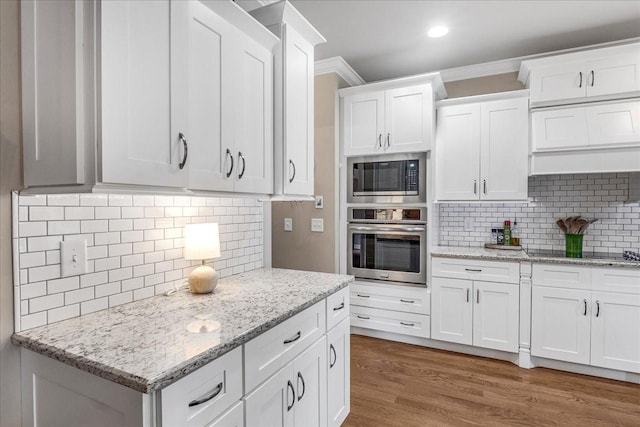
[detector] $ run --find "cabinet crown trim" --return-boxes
[339,72,447,99]
[249,0,326,46]
[436,89,530,108]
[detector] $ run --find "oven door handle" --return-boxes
[348,225,426,232]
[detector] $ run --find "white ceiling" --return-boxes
[279,0,640,83]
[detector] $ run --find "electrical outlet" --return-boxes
[60,239,87,278]
[464,217,474,232]
[284,218,293,232]
[311,218,324,232]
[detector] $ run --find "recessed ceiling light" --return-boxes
[427,26,449,38]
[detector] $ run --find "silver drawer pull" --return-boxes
[356,315,370,320]
[465,268,482,272]
[400,299,415,303]
[283,331,301,344]
[333,302,345,311]
[188,382,223,407]
[356,294,370,298]
[400,322,415,327]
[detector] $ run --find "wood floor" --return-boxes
[343,335,640,427]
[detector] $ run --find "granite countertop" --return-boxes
[12,268,354,394]
[431,246,640,268]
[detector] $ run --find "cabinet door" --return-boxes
[531,107,589,151]
[342,92,385,156]
[585,100,640,148]
[186,1,234,191]
[435,104,481,200]
[292,337,327,427]
[480,98,529,200]
[473,281,519,353]
[283,25,314,195]
[531,286,590,364]
[431,277,473,345]
[327,319,350,427]
[586,50,640,98]
[101,0,188,188]
[233,31,274,194]
[591,292,640,373]
[384,85,432,153]
[244,366,291,427]
[208,401,244,427]
[529,62,586,104]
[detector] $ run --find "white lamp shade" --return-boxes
[184,223,221,260]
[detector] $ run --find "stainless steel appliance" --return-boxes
[347,153,426,204]
[347,207,427,285]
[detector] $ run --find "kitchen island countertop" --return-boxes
[12,268,353,393]
[432,246,640,268]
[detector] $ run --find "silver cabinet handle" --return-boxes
[578,71,583,88]
[386,133,390,149]
[377,133,382,149]
[286,380,295,411]
[296,371,305,402]
[595,300,600,317]
[465,268,482,272]
[357,315,370,320]
[225,149,234,178]
[400,321,414,327]
[357,294,370,298]
[333,302,345,311]
[238,152,246,179]
[590,70,595,87]
[476,289,480,304]
[188,382,223,407]
[283,331,301,344]
[289,159,296,183]
[483,179,487,195]
[178,133,188,169]
[400,299,415,303]
[473,180,477,195]
[466,288,470,303]
[583,299,588,316]
[329,344,337,368]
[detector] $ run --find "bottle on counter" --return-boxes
[497,228,504,244]
[511,221,520,246]
[503,220,511,246]
[491,228,498,244]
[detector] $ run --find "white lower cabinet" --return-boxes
[208,401,244,427]
[327,318,350,427]
[531,264,640,374]
[350,281,430,339]
[431,258,520,353]
[245,336,327,427]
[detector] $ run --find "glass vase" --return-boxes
[565,234,583,258]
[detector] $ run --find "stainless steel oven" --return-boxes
[347,207,427,285]
[347,153,426,204]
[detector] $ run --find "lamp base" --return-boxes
[188,265,219,294]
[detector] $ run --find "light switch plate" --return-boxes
[60,239,87,277]
[284,218,293,232]
[311,218,324,232]
[315,196,323,209]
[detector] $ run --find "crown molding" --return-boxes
[314,56,365,87]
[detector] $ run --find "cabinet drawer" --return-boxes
[244,300,326,392]
[327,286,350,331]
[432,257,520,284]
[161,346,242,427]
[208,401,244,427]
[351,306,430,339]
[532,263,591,290]
[593,267,640,294]
[350,281,430,315]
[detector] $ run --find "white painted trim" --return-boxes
[441,37,640,83]
[12,192,21,333]
[339,71,447,99]
[315,56,365,87]
[263,200,272,268]
[436,89,530,108]
[531,356,640,384]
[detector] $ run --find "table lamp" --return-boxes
[184,223,221,294]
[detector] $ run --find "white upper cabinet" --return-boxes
[519,43,640,107]
[435,92,529,201]
[101,0,189,188]
[342,80,443,156]
[21,0,277,193]
[250,1,326,198]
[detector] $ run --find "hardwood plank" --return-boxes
[345,335,640,427]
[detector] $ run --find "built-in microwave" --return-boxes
[347,153,426,204]
[347,207,427,285]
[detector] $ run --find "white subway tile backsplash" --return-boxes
[15,193,264,330]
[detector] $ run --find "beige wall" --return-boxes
[444,71,524,98]
[271,73,346,273]
[0,1,23,426]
